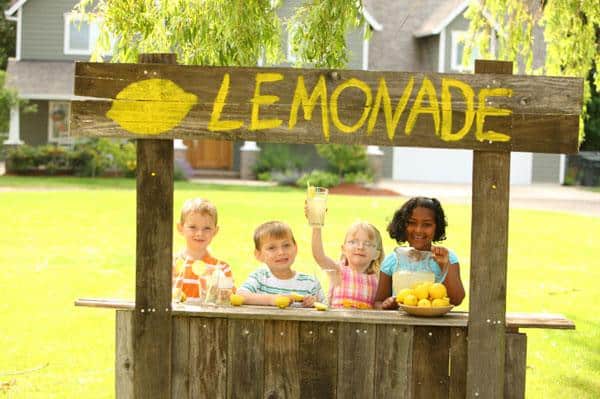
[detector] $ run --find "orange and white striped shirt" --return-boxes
[172,252,235,299]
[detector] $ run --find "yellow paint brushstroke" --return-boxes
[289,75,329,141]
[367,77,414,140]
[405,77,440,136]
[440,78,475,141]
[330,78,372,134]
[476,88,512,142]
[106,79,197,135]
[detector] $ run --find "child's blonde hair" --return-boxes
[253,221,296,250]
[343,221,384,274]
[179,198,218,225]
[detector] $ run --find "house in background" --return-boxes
[366,0,565,184]
[2,0,383,179]
[4,0,564,184]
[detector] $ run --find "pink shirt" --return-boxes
[329,265,378,309]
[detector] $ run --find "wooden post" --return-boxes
[133,53,176,399]
[467,60,513,398]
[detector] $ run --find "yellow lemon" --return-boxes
[342,299,354,308]
[432,298,449,308]
[229,294,245,306]
[440,297,451,306]
[417,298,432,307]
[414,284,429,300]
[395,288,413,304]
[403,294,418,306]
[107,78,198,135]
[314,302,328,311]
[429,283,447,300]
[180,292,187,303]
[290,292,304,302]
[307,185,316,199]
[274,296,291,309]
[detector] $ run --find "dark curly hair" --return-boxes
[387,197,447,244]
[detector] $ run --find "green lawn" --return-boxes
[0,176,598,398]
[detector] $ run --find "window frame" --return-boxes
[450,30,479,73]
[48,101,72,144]
[63,12,100,56]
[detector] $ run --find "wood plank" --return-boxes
[505,333,527,399]
[172,316,190,399]
[71,62,582,153]
[299,322,338,399]
[448,327,467,399]
[189,318,228,399]
[374,325,413,398]
[467,59,513,399]
[115,310,134,399]
[337,323,376,399]
[411,326,451,398]
[133,53,175,399]
[76,299,576,329]
[227,319,264,399]
[264,320,301,399]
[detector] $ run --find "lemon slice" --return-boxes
[307,185,316,199]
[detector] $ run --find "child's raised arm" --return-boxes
[311,227,341,273]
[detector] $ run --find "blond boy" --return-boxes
[239,221,324,307]
[172,198,234,300]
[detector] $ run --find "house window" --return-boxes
[48,101,71,143]
[64,13,100,55]
[451,31,479,72]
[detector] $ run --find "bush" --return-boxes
[315,144,370,177]
[343,171,373,184]
[296,170,340,188]
[253,143,309,178]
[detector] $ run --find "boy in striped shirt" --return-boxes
[239,221,325,307]
[172,198,234,303]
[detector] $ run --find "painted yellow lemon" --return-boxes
[107,78,197,134]
[229,294,245,306]
[429,283,447,300]
[274,296,291,309]
[314,302,328,311]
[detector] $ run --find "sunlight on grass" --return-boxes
[0,176,598,398]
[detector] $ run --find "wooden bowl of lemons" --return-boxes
[395,282,453,317]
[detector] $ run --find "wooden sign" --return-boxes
[72,62,582,153]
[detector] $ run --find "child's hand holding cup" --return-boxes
[306,184,328,227]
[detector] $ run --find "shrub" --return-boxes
[315,144,370,177]
[343,171,373,184]
[253,143,309,177]
[296,170,340,188]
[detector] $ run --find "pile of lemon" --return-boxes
[396,282,451,308]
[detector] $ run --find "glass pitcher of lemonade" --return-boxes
[392,247,435,293]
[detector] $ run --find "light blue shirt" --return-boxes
[381,247,459,286]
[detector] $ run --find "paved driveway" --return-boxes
[376,180,600,217]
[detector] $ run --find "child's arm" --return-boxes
[237,291,279,306]
[373,272,398,310]
[311,227,341,273]
[431,245,465,306]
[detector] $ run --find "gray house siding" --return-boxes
[21,0,88,61]
[532,153,561,183]
[20,100,48,146]
[417,35,439,73]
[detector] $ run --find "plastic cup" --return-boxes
[307,186,328,226]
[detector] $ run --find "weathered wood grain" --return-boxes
[337,323,376,399]
[411,326,451,398]
[505,333,527,399]
[448,327,467,399]
[374,325,413,398]
[227,319,264,399]
[132,53,175,399]
[171,316,190,399]
[115,310,134,399]
[189,317,228,399]
[71,62,582,153]
[264,320,301,399]
[299,322,338,399]
[467,59,513,399]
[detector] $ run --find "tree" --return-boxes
[75,0,365,68]
[0,0,16,70]
[464,0,600,143]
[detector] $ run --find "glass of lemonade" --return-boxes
[306,186,328,227]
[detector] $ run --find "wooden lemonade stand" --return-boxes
[73,54,578,398]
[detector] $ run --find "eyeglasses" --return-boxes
[345,240,377,249]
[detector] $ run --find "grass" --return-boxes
[1,176,599,398]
